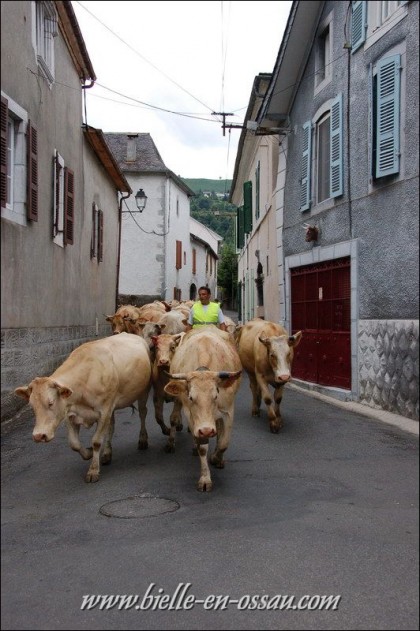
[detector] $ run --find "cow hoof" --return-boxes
[160,426,171,436]
[197,480,213,492]
[210,454,224,469]
[269,424,281,434]
[164,444,175,453]
[176,423,183,432]
[137,440,148,450]
[101,453,112,465]
[252,410,261,417]
[85,471,100,483]
[80,447,93,461]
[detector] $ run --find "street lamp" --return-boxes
[135,188,148,212]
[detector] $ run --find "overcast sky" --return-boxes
[72,1,292,180]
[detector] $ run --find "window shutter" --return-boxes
[255,162,260,219]
[300,121,312,211]
[64,167,74,244]
[1,97,8,208]
[236,205,244,249]
[243,181,253,233]
[90,203,97,258]
[26,121,38,221]
[375,54,401,178]
[330,93,343,198]
[192,248,196,274]
[176,240,182,269]
[351,1,366,53]
[97,209,103,262]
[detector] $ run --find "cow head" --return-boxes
[164,369,242,439]
[106,314,127,334]
[258,331,302,384]
[15,377,73,442]
[152,333,184,368]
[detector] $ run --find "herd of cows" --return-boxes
[14,300,302,492]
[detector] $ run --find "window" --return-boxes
[300,94,343,211]
[53,151,74,247]
[314,12,333,94]
[35,0,58,83]
[1,93,36,226]
[372,54,401,179]
[364,1,408,50]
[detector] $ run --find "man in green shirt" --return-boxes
[185,286,227,332]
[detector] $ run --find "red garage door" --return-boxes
[291,257,351,389]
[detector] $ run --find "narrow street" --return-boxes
[1,372,418,631]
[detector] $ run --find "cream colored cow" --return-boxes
[236,318,302,433]
[15,333,152,483]
[164,326,242,492]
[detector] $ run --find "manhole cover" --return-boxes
[99,493,180,519]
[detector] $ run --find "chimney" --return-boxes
[126,134,139,162]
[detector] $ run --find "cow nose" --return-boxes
[33,433,47,443]
[113,331,119,335]
[158,359,169,367]
[277,374,290,383]
[198,427,216,438]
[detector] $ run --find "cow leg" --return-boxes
[66,418,93,460]
[137,390,149,450]
[101,412,114,465]
[248,373,262,417]
[165,400,183,453]
[273,385,285,430]
[210,413,233,469]
[255,374,279,432]
[153,385,170,436]
[195,440,212,492]
[85,411,113,482]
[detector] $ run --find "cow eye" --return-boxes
[48,401,54,407]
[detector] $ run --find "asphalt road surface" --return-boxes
[1,374,418,630]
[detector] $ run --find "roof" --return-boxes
[257,1,324,130]
[55,1,96,83]
[104,133,195,196]
[83,127,131,193]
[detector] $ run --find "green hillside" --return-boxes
[181,178,232,195]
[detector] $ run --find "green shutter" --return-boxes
[255,162,260,219]
[243,180,253,233]
[351,1,366,53]
[236,206,244,249]
[330,93,343,198]
[376,54,401,178]
[300,121,312,211]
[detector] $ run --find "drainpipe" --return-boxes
[116,191,131,310]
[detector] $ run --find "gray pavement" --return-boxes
[1,372,419,630]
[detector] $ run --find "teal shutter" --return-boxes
[376,54,401,178]
[300,121,312,211]
[330,93,343,198]
[243,181,253,233]
[236,206,244,249]
[351,1,366,53]
[255,162,260,219]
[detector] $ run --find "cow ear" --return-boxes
[53,382,73,398]
[289,331,302,347]
[106,315,113,322]
[258,335,269,347]
[15,386,31,401]
[218,370,242,388]
[164,380,187,397]
[173,333,184,346]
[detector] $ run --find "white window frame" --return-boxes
[316,112,331,204]
[365,1,408,50]
[1,92,28,226]
[32,0,57,84]
[310,98,336,214]
[314,11,333,96]
[53,151,65,247]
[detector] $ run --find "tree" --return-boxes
[217,242,238,309]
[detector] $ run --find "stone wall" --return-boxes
[1,325,110,422]
[358,320,419,420]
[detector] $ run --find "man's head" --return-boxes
[198,287,211,305]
